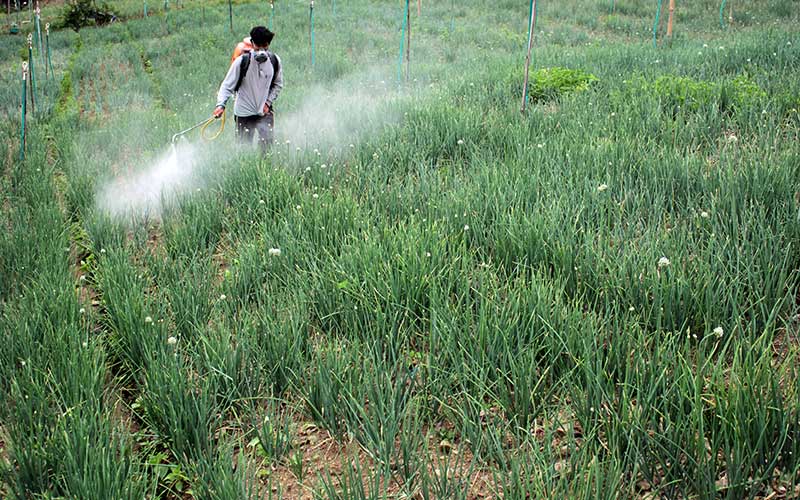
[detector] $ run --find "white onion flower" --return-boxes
[268,248,281,257]
[657,256,671,268]
[597,183,608,192]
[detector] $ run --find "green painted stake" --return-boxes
[269,0,274,30]
[20,62,28,162]
[610,0,615,13]
[653,0,663,47]
[397,0,409,84]
[228,0,233,33]
[164,0,170,33]
[449,0,454,32]
[144,0,147,17]
[45,23,53,79]
[332,0,336,17]
[405,0,411,81]
[521,0,537,113]
[44,23,49,80]
[27,33,36,112]
[34,4,42,54]
[309,1,315,69]
[719,0,728,28]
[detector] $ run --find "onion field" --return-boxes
[1,0,799,498]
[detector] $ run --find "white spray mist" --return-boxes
[96,141,200,220]
[276,68,404,152]
[95,69,406,221]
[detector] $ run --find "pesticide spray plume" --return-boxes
[96,68,407,221]
[97,140,202,221]
[276,67,406,155]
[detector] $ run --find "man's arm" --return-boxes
[265,55,284,107]
[216,57,242,109]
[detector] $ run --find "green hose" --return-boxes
[719,0,728,28]
[397,0,409,84]
[653,0,663,47]
[20,64,27,162]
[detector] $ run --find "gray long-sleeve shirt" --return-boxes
[216,52,283,117]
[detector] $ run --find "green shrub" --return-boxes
[625,74,767,115]
[59,0,115,32]
[527,66,599,102]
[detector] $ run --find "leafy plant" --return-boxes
[60,0,116,31]
[527,66,599,102]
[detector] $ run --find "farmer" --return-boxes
[213,26,283,152]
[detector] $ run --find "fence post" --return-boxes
[27,33,36,112]
[309,1,315,69]
[20,62,28,162]
[521,0,537,113]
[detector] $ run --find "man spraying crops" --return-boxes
[213,26,284,152]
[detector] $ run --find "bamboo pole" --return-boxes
[666,0,675,37]
[521,0,537,113]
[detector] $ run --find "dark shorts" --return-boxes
[235,113,274,151]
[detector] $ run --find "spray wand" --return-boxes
[171,110,226,146]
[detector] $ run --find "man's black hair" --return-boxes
[250,26,274,47]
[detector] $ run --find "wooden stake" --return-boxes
[417,0,420,16]
[521,0,537,113]
[666,0,675,37]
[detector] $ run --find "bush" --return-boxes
[59,0,115,32]
[622,73,767,116]
[527,66,599,102]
